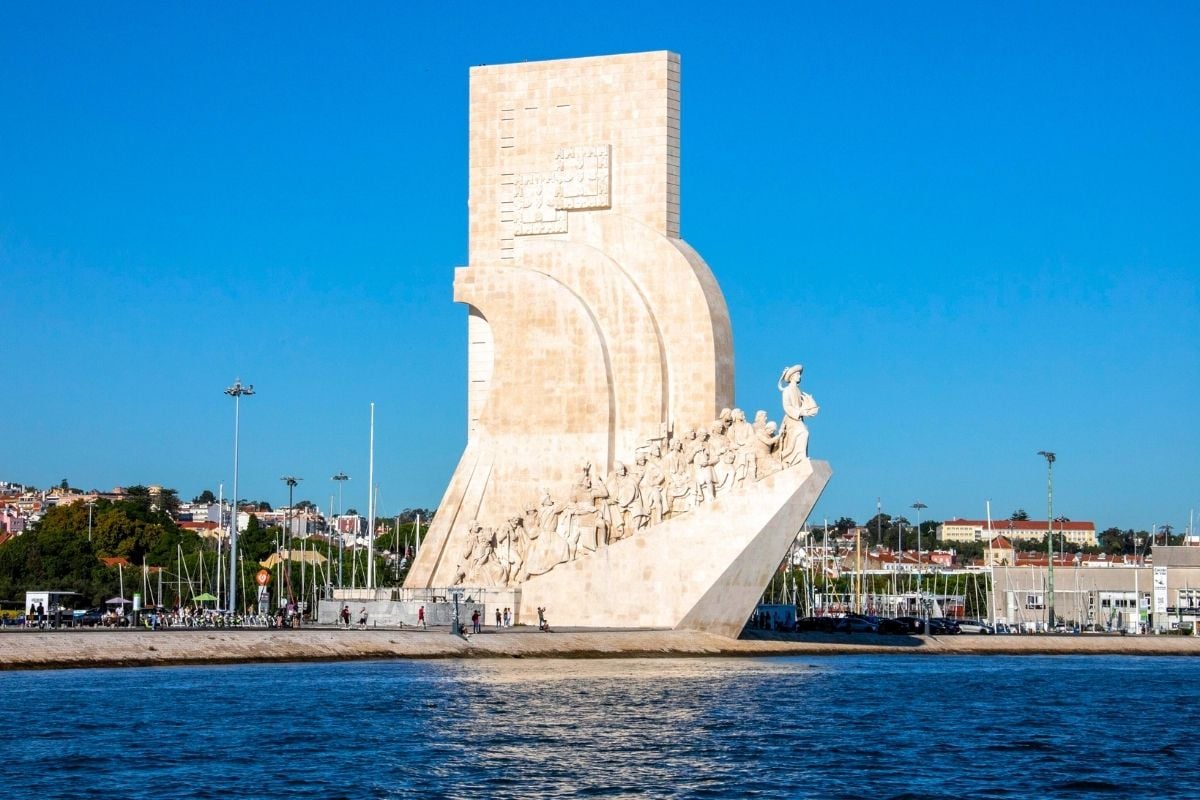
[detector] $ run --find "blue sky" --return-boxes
[2,3,1196,532]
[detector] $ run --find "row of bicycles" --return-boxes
[142,610,302,630]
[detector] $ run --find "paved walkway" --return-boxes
[2,626,1199,670]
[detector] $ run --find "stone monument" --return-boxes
[404,52,831,636]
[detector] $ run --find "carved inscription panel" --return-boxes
[513,145,611,236]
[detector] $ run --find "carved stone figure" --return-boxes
[637,451,667,525]
[728,408,754,486]
[692,445,715,505]
[495,516,526,586]
[713,449,738,493]
[777,364,819,466]
[524,492,567,578]
[559,462,609,556]
[753,421,781,480]
[610,461,647,538]
[455,520,502,586]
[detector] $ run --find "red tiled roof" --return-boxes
[180,521,219,530]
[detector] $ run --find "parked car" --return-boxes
[76,607,107,627]
[796,616,839,633]
[878,617,917,635]
[878,616,925,635]
[956,619,994,634]
[833,615,879,634]
[927,618,962,635]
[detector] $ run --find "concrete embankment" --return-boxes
[1,628,1198,670]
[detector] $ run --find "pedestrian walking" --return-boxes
[418,605,426,629]
[357,607,368,629]
[28,602,36,628]
[340,604,351,628]
[502,607,511,627]
[495,608,502,629]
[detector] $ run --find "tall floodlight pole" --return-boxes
[912,502,927,631]
[367,403,376,592]
[1038,450,1056,630]
[86,500,95,542]
[332,472,349,588]
[225,379,254,615]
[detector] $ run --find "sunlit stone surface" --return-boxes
[405,52,830,635]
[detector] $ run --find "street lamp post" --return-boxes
[912,502,927,632]
[1037,450,1057,630]
[86,500,95,543]
[225,379,254,616]
[332,472,349,588]
[281,476,301,619]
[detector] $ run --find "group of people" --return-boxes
[452,366,819,587]
[338,604,370,629]
[25,601,46,628]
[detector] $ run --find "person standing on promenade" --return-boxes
[503,608,511,627]
[340,604,350,628]
[418,605,426,630]
[36,601,45,629]
[495,608,502,629]
[28,601,36,628]
[357,607,368,629]
[471,609,481,634]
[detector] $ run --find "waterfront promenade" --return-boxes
[2,626,1199,670]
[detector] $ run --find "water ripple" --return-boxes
[1,655,1198,798]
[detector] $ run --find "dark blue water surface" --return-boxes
[2,655,1197,799]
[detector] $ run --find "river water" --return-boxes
[2,655,1196,799]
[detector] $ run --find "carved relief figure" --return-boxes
[753,421,781,480]
[777,364,819,466]
[728,408,754,487]
[713,449,738,493]
[495,516,526,586]
[692,444,715,505]
[455,520,501,586]
[524,492,567,578]
[636,450,666,525]
[559,462,609,556]
[610,461,647,539]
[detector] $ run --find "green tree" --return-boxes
[1010,509,1029,521]
[862,513,893,547]
[193,489,216,504]
[237,515,277,562]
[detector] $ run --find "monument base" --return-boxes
[517,459,832,638]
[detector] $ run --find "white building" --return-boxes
[940,518,1097,547]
